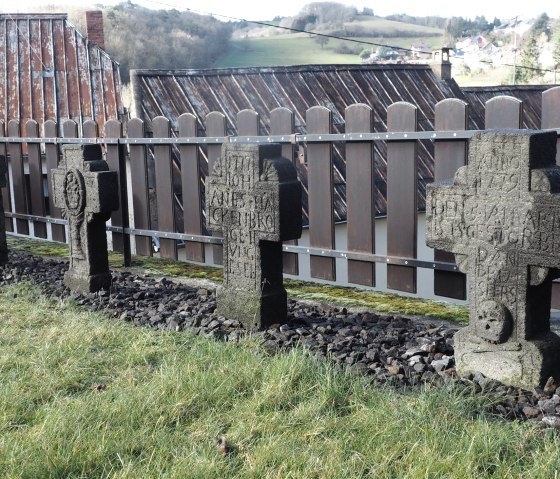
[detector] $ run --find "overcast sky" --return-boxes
[3,0,559,21]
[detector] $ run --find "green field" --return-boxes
[1,283,560,478]
[218,16,445,68]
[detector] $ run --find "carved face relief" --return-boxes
[475,299,512,343]
[63,169,86,217]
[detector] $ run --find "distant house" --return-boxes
[0,12,124,135]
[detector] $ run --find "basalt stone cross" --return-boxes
[0,155,8,265]
[206,143,302,330]
[52,144,118,293]
[426,130,560,388]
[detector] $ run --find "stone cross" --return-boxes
[52,144,118,293]
[426,130,560,388]
[206,143,302,330]
[0,155,8,265]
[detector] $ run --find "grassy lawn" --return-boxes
[217,30,444,68]
[0,283,559,478]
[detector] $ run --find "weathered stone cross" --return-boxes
[52,144,118,293]
[427,130,560,388]
[0,155,8,265]
[206,143,302,330]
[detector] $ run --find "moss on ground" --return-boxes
[7,236,468,323]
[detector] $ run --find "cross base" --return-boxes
[64,270,112,293]
[455,329,560,389]
[217,288,288,330]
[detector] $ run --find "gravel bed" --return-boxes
[2,251,560,429]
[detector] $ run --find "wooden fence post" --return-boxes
[45,120,64,241]
[152,116,177,259]
[307,106,336,281]
[179,113,205,262]
[8,120,29,235]
[128,118,152,257]
[271,107,299,275]
[0,121,13,233]
[485,96,523,129]
[433,99,468,300]
[26,119,47,238]
[346,103,375,286]
[542,86,560,165]
[206,111,226,265]
[105,119,131,265]
[386,102,417,293]
[541,87,560,308]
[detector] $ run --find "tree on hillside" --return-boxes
[515,34,542,84]
[553,20,560,69]
[103,2,232,83]
[314,36,329,48]
[298,2,357,28]
[531,13,550,38]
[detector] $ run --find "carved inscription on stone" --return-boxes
[52,144,118,293]
[206,144,302,330]
[426,130,560,388]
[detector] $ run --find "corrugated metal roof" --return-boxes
[131,64,466,219]
[0,13,124,135]
[462,84,559,130]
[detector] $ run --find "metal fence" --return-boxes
[1,87,560,304]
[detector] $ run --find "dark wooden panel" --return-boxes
[386,102,417,293]
[26,120,47,238]
[105,119,125,253]
[206,111,226,265]
[346,103,375,286]
[179,113,204,262]
[7,120,29,235]
[271,107,299,275]
[433,99,468,300]
[542,87,560,165]
[307,106,335,281]
[0,121,13,233]
[485,96,522,129]
[152,116,177,259]
[552,282,560,310]
[128,118,152,257]
[45,120,64,241]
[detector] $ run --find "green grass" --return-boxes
[217,31,444,68]
[0,283,559,478]
[7,236,468,323]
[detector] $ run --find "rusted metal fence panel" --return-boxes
[206,111,226,265]
[386,102,417,293]
[26,120,47,238]
[433,99,468,300]
[271,107,299,275]
[179,113,204,262]
[7,120,29,235]
[346,103,375,287]
[128,118,152,256]
[307,106,336,281]
[153,116,177,259]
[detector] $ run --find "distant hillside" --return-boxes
[220,16,445,68]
